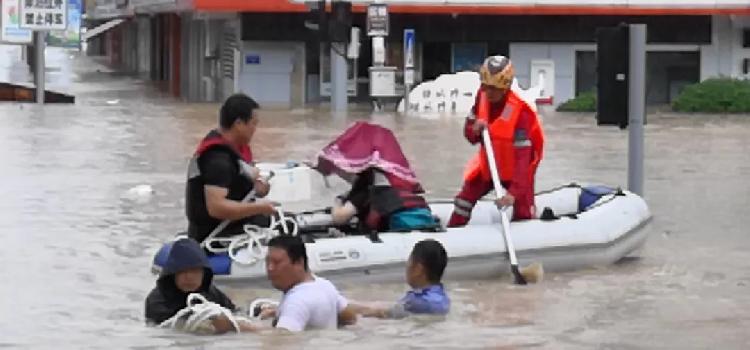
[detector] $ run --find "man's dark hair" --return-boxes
[219,93,260,129]
[268,235,309,271]
[410,239,448,283]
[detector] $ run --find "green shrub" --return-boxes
[556,91,596,112]
[672,78,750,113]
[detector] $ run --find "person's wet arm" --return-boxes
[331,201,357,225]
[253,178,270,198]
[464,92,484,144]
[202,153,275,220]
[337,294,357,326]
[208,315,261,334]
[204,186,275,220]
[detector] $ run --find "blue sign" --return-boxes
[245,55,261,65]
[403,29,415,69]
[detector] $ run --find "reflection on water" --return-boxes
[1,48,749,349]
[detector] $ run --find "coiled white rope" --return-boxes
[201,188,257,255]
[269,209,299,237]
[205,208,299,265]
[226,225,273,266]
[201,169,280,254]
[247,298,279,319]
[159,293,249,334]
[198,166,299,266]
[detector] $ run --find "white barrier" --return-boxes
[397,71,545,115]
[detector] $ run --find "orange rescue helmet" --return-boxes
[479,55,514,91]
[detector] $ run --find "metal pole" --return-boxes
[331,42,348,111]
[628,24,646,196]
[403,29,414,116]
[35,31,46,104]
[403,82,410,115]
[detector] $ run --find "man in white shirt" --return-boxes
[264,235,356,332]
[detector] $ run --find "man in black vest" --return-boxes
[186,94,275,244]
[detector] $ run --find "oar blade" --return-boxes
[510,264,528,285]
[519,262,544,284]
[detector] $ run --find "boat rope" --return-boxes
[203,207,299,263]
[204,207,300,265]
[200,170,278,253]
[247,298,280,318]
[270,209,298,236]
[226,225,275,266]
[534,182,582,196]
[159,293,251,334]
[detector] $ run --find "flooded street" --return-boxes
[1,48,750,349]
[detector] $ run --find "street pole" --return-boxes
[331,42,348,112]
[35,31,46,104]
[627,24,646,196]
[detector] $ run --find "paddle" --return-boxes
[478,94,543,285]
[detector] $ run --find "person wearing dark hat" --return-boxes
[145,238,255,333]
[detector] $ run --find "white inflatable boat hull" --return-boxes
[212,186,652,285]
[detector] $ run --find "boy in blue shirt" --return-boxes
[355,239,450,318]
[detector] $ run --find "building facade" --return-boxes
[85,0,750,106]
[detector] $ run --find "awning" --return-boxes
[81,19,125,42]
[195,0,750,15]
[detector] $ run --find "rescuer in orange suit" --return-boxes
[447,55,545,226]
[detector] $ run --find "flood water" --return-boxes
[1,46,750,349]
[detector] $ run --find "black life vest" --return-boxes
[347,169,430,231]
[185,130,254,243]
